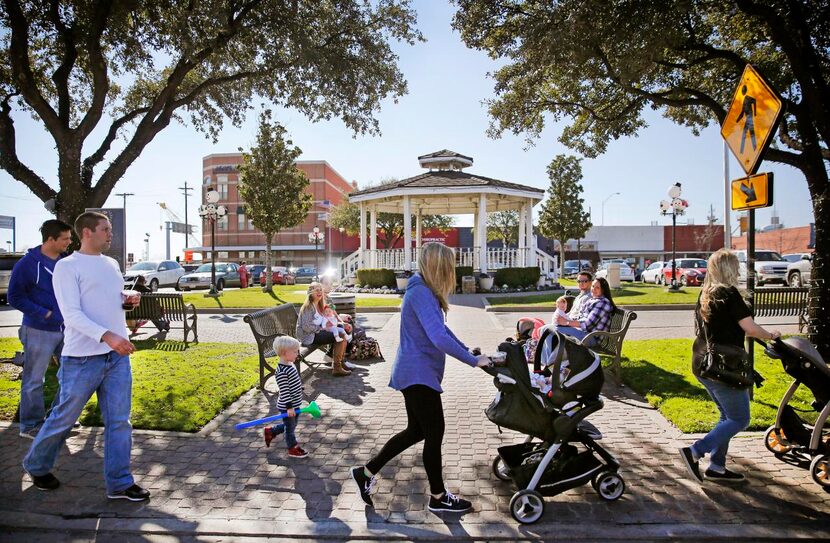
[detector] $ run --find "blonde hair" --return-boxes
[556,295,568,305]
[699,249,742,322]
[300,281,326,315]
[273,335,301,357]
[418,242,456,312]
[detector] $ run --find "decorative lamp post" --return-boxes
[339,227,345,277]
[659,183,689,291]
[308,225,324,281]
[198,189,227,297]
[602,192,621,226]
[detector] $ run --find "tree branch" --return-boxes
[81,106,150,185]
[77,0,113,140]
[0,93,56,202]
[47,0,77,126]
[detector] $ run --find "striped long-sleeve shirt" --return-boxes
[275,363,303,410]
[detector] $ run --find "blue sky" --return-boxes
[0,1,814,259]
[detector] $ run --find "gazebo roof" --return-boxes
[348,170,544,214]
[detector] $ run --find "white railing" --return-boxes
[339,249,362,280]
[536,247,559,282]
[454,247,479,268]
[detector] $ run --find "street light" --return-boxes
[308,225,324,281]
[659,183,689,291]
[338,227,345,277]
[143,233,150,261]
[198,189,227,297]
[602,192,621,226]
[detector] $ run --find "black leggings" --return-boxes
[366,384,445,495]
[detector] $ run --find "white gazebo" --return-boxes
[339,150,555,277]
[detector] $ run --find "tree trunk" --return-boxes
[559,243,566,276]
[808,184,828,362]
[263,234,273,292]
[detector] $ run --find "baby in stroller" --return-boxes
[483,327,624,524]
[761,337,830,488]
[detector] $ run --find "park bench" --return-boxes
[752,286,809,333]
[244,303,329,389]
[127,293,198,346]
[580,307,638,384]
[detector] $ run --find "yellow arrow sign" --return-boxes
[731,172,774,211]
[721,65,783,175]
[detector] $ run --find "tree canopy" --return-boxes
[536,155,592,275]
[487,210,520,248]
[237,110,312,291]
[0,0,422,222]
[454,0,829,355]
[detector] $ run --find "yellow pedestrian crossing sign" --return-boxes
[721,65,783,175]
[731,172,773,211]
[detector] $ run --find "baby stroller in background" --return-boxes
[483,328,624,524]
[761,337,830,488]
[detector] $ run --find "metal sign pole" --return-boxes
[747,209,755,366]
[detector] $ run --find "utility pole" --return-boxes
[115,192,134,210]
[179,181,193,246]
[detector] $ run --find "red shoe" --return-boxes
[287,446,309,458]
[264,428,274,448]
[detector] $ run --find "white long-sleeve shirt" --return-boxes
[53,252,128,356]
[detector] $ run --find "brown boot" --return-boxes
[332,357,351,377]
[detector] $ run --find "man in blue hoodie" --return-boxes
[8,219,73,439]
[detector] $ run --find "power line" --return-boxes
[115,192,135,210]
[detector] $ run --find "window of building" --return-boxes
[216,175,228,199]
[218,251,228,259]
[217,216,228,231]
[237,206,246,231]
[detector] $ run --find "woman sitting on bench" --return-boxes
[296,282,351,377]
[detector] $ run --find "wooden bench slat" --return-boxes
[751,287,808,332]
[126,293,198,345]
[578,307,637,384]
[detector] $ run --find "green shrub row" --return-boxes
[357,268,396,288]
[494,266,542,288]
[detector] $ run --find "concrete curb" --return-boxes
[194,306,400,315]
[484,303,696,312]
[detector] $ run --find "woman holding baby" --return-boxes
[296,282,351,377]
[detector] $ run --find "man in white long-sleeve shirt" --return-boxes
[23,212,150,501]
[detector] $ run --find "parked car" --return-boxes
[292,267,317,283]
[248,264,266,284]
[641,261,666,284]
[662,258,707,287]
[782,252,812,263]
[786,253,813,287]
[182,263,200,273]
[260,266,296,286]
[563,259,593,277]
[594,261,635,282]
[734,249,788,286]
[0,253,24,305]
[124,260,185,291]
[177,262,241,291]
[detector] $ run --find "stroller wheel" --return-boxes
[810,454,830,488]
[492,456,511,482]
[764,425,793,454]
[509,489,545,524]
[595,471,625,501]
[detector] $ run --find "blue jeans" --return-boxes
[23,351,135,493]
[691,377,751,471]
[269,410,300,449]
[18,326,63,432]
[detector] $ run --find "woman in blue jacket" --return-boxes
[349,242,491,513]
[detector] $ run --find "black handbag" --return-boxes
[698,320,754,388]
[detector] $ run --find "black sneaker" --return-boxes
[679,447,703,483]
[30,472,60,491]
[107,484,151,501]
[428,490,472,513]
[705,467,745,482]
[350,466,377,507]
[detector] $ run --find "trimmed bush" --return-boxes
[494,266,542,288]
[455,266,474,286]
[357,268,396,288]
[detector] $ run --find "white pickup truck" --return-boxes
[733,249,789,286]
[786,253,813,287]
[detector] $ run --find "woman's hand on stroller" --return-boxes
[475,354,493,368]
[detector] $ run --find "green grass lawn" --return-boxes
[487,282,700,307]
[620,338,815,432]
[182,286,401,309]
[0,337,259,432]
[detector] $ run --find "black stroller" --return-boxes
[483,328,624,524]
[761,337,830,488]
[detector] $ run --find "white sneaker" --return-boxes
[344,361,357,369]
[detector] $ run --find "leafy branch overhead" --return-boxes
[0,0,423,221]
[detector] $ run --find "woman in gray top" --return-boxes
[296,282,350,377]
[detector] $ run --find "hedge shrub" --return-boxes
[356,268,396,288]
[494,267,542,288]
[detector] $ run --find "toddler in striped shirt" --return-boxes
[263,336,309,458]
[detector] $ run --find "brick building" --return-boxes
[731,224,814,255]
[192,154,356,268]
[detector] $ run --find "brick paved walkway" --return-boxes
[1,301,828,541]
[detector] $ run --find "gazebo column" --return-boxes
[518,203,527,257]
[370,206,378,268]
[415,209,422,252]
[526,198,537,266]
[359,202,367,267]
[403,195,412,270]
[478,193,488,273]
